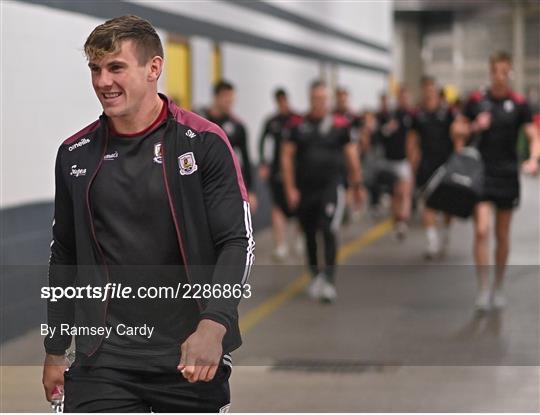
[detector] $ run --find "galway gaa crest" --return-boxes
[178,152,198,175]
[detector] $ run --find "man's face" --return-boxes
[310,85,328,115]
[215,89,235,115]
[89,40,155,118]
[422,82,438,103]
[276,95,289,113]
[490,60,511,88]
[336,91,348,111]
[398,89,410,108]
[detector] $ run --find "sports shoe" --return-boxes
[492,290,506,309]
[424,228,440,260]
[319,279,337,303]
[272,244,288,262]
[350,208,362,223]
[307,273,326,299]
[475,289,491,311]
[424,239,440,260]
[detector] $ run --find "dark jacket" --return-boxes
[45,94,254,357]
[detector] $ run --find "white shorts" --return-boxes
[382,159,412,182]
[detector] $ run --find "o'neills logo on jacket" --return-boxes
[103,151,118,161]
[68,137,90,152]
[70,165,86,177]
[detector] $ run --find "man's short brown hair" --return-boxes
[420,75,436,86]
[490,51,512,66]
[310,79,326,91]
[84,15,164,64]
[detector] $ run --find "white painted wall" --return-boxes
[131,0,391,70]
[1,0,392,208]
[221,42,321,158]
[1,1,167,208]
[272,0,394,46]
[336,66,387,112]
[222,44,387,161]
[2,2,102,209]
[190,36,214,110]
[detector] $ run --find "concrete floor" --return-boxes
[1,176,539,412]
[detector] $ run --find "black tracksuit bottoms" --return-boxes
[297,182,346,282]
[64,356,231,413]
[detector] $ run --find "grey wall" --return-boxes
[394,2,540,101]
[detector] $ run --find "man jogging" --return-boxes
[458,51,539,310]
[42,15,254,412]
[281,80,364,303]
[333,86,363,223]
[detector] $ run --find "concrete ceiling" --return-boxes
[394,0,507,12]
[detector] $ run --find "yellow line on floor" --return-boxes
[240,219,393,334]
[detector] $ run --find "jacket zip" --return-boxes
[160,122,203,311]
[85,126,112,357]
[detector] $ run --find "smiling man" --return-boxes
[42,15,254,412]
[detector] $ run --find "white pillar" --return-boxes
[512,0,525,94]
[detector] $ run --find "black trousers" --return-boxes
[297,183,346,282]
[64,358,231,413]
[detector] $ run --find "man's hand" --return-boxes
[523,123,540,175]
[451,115,469,152]
[258,164,270,181]
[382,119,398,136]
[178,319,226,383]
[42,353,69,402]
[474,112,491,132]
[249,192,258,213]
[522,157,539,175]
[363,112,377,134]
[286,187,300,211]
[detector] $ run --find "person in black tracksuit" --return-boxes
[281,80,364,303]
[333,87,363,224]
[407,76,458,259]
[258,88,302,260]
[362,94,389,215]
[375,87,414,239]
[42,16,254,412]
[198,80,257,212]
[455,51,540,311]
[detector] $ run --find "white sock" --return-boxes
[426,227,438,244]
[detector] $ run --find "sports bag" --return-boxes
[421,146,484,218]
